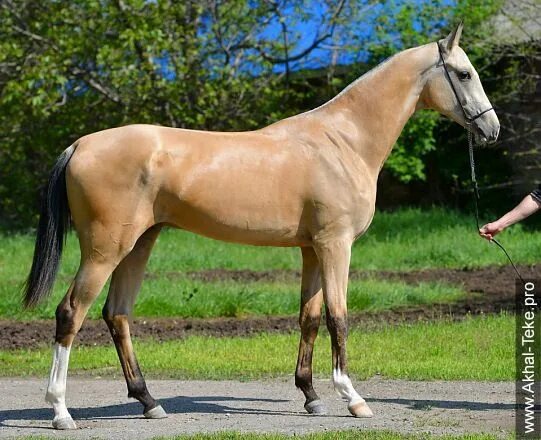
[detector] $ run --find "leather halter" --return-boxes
[437,43,524,284]
[437,43,494,127]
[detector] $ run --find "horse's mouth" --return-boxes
[471,122,496,146]
[473,131,488,145]
[470,117,499,145]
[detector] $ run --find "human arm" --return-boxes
[479,188,541,240]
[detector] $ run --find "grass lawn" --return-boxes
[1,207,538,320]
[0,314,514,381]
[0,276,465,320]
[3,208,539,275]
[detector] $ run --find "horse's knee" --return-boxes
[101,303,115,325]
[325,312,347,337]
[299,313,320,335]
[102,309,130,339]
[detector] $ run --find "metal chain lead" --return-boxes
[437,42,525,285]
[467,125,525,285]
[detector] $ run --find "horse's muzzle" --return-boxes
[473,112,500,145]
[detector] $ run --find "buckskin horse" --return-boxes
[24,23,499,429]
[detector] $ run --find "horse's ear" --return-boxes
[440,21,463,55]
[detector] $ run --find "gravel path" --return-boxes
[0,378,514,438]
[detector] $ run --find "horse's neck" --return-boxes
[318,44,435,172]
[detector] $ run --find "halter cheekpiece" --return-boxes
[437,43,494,126]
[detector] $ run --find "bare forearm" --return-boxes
[479,192,541,240]
[495,195,541,229]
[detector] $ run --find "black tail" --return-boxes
[23,143,77,308]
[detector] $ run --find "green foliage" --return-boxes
[386,111,439,182]
[0,0,518,227]
[0,0,295,227]
[367,0,506,184]
[0,273,465,320]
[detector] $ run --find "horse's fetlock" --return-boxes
[45,386,65,404]
[295,359,314,388]
[295,370,311,389]
[127,379,148,400]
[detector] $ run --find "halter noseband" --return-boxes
[437,43,494,127]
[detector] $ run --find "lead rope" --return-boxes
[467,123,525,285]
[437,41,525,285]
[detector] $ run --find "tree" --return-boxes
[0,0,530,227]
[0,0,352,226]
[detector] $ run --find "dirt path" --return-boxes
[0,378,514,438]
[3,264,538,350]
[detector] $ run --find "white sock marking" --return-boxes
[45,343,72,421]
[333,368,365,406]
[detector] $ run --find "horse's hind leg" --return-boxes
[45,219,146,429]
[102,225,166,419]
[46,258,117,429]
[295,247,326,414]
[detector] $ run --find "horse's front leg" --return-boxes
[314,237,373,418]
[295,246,326,414]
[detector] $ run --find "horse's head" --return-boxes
[421,22,500,144]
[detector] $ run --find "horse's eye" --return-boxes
[458,71,471,81]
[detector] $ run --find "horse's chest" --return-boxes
[312,181,376,239]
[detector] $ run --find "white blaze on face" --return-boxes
[45,343,72,421]
[332,368,365,405]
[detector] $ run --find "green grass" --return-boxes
[3,207,539,276]
[0,314,514,380]
[0,276,465,320]
[1,207,538,320]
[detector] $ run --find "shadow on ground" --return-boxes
[368,397,516,411]
[0,395,295,426]
[1,394,517,428]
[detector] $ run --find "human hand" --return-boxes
[479,222,503,241]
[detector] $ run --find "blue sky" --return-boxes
[258,0,456,72]
[156,0,456,80]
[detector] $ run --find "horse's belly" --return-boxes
[160,196,309,246]
[151,129,314,245]
[156,169,310,246]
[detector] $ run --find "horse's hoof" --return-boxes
[52,416,77,430]
[348,400,373,418]
[304,399,327,415]
[144,405,167,419]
